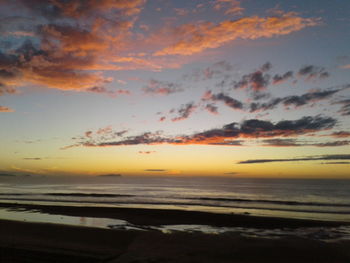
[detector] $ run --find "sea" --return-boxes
[1,176,350,241]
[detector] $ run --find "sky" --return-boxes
[0,0,350,178]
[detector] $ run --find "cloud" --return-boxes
[206,92,243,110]
[250,88,344,112]
[0,0,146,92]
[174,8,189,16]
[322,162,350,165]
[333,99,350,116]
[183,60,233,81]
[143,79,182,95]
[298,65,329,81]
[144,169,167,172]
[67,115,337,148]
[328,131,350,138]
[339,64,350,69]
[238,154,350,164]
[23,158,42,160]
[234,63,271,91]
[205,104,219,115]
[86,86,130,96]
[262,139,301,147]
[272,71,294,85]
[213,0,244,16]
[96,126,113,135]
[262,138,350,147]
[16,0,145,19]
[171,102,197,122]
[154,12,320,56]
[314,141,350,147]
[138,151,156,154]
[0,106,14,112]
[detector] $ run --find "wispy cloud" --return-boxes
[238,154,350,164]
[138,151,156,154]
[327,131,350,138]
[261,138,350,147]
[213,0,244,16]
[154,13,320,56]
[339,64,350,69]
[143,79,183,95]
[333,99,350,116]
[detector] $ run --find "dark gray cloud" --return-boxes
[209,92,243,110]
[333,99,350,116]
[212,62,330,92]
[67,115,337,148]
[314,141,350,147]
[250,88,344,112]
[238,154,350,164]
[298,65,330,80]
[175,116,335,145]
[23,157,42,160]
[239,116,336,137]
[272,71,294,84]
[262,139,350,147]
[171,102,197,122]
[234,64,271,91]
[262,139,301,147]
[322,162,350,165]
[144,169,167,172]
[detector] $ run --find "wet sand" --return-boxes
[0,203,350,262]
[0,202,348,228]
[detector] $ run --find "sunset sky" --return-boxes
[0,0,350,178]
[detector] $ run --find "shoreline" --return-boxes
[0,202,349,229]
[1,219,350,263]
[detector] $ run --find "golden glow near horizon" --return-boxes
[0,0,350,178]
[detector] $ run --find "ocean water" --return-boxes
[1,176,349,222]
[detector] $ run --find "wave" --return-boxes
[0,197,349,215]
[193,197,350,208]
[1,193,350,208]
[0,193,132,197]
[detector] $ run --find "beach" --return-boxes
[1,203,350,263]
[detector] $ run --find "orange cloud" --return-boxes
[0,106,14,112]
[154,12,320,56]
[340,64,350,69]
[0,0,147,92]
[213,0,244,16]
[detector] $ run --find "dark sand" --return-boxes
[0,203,350,262]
